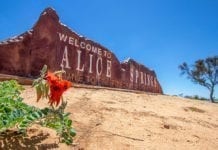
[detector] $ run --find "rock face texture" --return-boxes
[0,7,163,94]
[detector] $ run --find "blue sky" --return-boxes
[0,0,217,98]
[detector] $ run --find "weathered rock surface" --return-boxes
[0,7,163,94]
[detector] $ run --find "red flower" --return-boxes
[46,71,72,106]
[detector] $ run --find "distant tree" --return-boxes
[193,95,199,100]
[179,56,218,103]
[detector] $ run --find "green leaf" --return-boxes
[21,120,30,125]
[41,108,49,115]
[45,84,49,98]
[69,128,76,137]
[40,65,48,77]
[36,85,42,102]
[37,111,44,117]
[2,120,8,125]
[66,120,72,127]
[64,138,72,145]
[63,112,71,117]
[3,107,11,113]
[27,115,35,121]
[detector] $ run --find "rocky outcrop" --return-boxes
[0,7,163,94]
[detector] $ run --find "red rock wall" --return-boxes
[0,7,163,94]
[121,59,163,93]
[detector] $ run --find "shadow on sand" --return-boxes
[0,130,59,150]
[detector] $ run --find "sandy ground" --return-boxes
[3,85,218,150]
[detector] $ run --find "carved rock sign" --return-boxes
[0,8,163,94]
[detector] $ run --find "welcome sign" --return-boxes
[0,8,163,94]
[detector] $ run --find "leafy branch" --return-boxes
[0,65,76,145]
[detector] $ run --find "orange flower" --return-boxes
[46,71,59,83]
[46,71,72,106]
